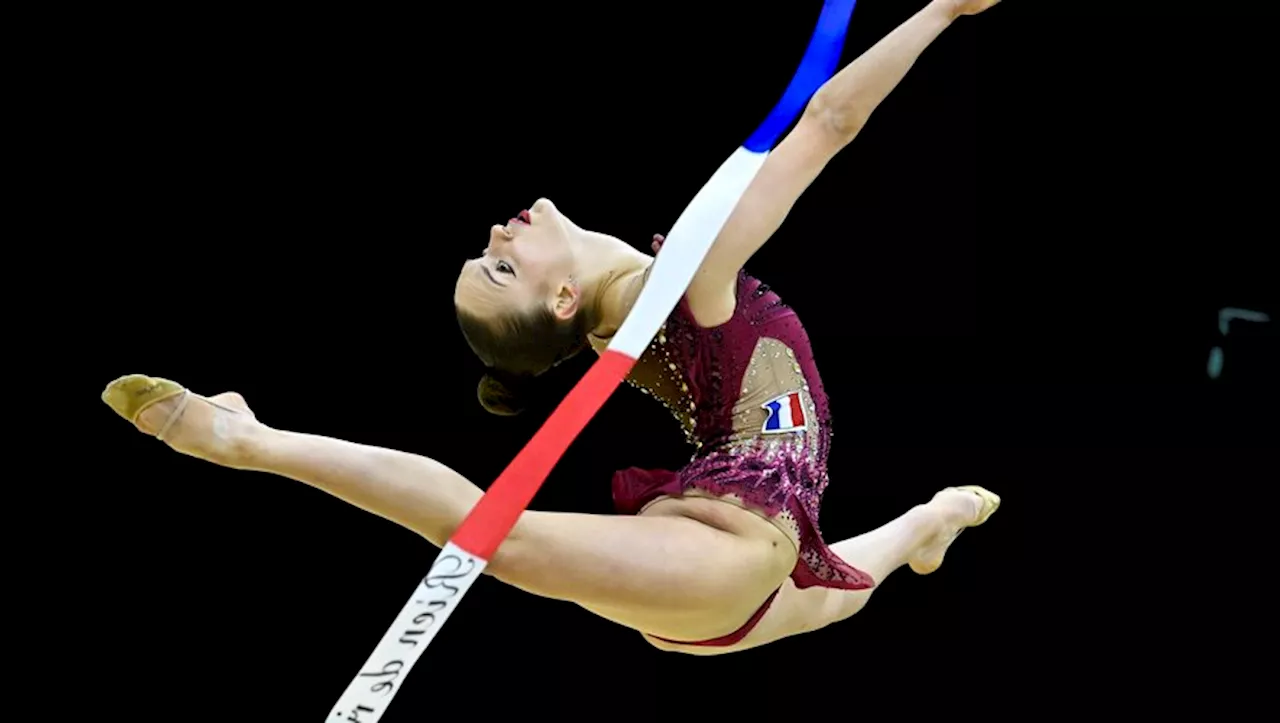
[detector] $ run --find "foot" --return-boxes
[102,374,260,468]
[907,486,1000,575]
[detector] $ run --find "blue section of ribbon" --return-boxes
[742,0,858,153]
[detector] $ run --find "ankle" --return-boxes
[226,420,276,470]
[906,503,943,537]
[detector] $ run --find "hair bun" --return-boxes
[477,372,528,416]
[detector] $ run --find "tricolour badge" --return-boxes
[761,390,807,434]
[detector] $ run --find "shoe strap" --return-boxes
[156,390,190,441]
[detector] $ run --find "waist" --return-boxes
[691,385,829,453]
[692,429,827,468]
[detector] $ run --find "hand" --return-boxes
[939,0,1001,17]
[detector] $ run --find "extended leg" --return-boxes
[109,380,794,640]
[246,428,791,632]
[654,490,994,653]
[767,489,992,637]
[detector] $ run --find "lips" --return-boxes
[508,209,531,226]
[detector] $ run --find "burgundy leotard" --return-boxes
[593,238,874,646]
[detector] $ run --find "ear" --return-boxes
[551,279,580,320]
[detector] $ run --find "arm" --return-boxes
[684,0,985,326]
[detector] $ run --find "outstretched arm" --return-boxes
[684,0,997,326]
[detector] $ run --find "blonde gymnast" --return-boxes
[104,0,1001,655]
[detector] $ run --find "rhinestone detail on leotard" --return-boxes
[605,241,874,591]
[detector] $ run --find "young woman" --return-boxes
[103,0,1002,655]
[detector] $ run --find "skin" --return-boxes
[453,200,652,338]
[109,0,1001,654]
[455,0,1002,334]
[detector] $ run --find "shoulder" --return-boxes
[685,282,738,327]
[684,271,762,328]
[643,232,739,328]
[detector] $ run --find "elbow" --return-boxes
[805,93,870,143]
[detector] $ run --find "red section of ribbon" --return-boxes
[450,349,637,560]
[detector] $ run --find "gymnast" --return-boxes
[103,0,1001,654]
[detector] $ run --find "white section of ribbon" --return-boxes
[327,541,486,722]
[609,146,770,359]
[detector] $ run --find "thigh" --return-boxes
[489,509,795,640]
[644,576,846,655]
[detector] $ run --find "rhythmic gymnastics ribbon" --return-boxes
[330,2,857,719]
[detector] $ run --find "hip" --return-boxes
[640,492,801,556]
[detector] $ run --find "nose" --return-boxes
[488,224,512,250]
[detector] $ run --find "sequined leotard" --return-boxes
[590,239,875,621]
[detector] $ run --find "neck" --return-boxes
[572,230,652,340]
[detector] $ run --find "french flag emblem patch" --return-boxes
[761,390,807,434]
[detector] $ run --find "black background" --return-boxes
[65,1,1276,721]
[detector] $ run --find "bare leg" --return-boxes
[774,490,987,634]
[116,385,796,641]
[651,491,990,654]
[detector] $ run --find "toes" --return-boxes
[102,374,183,424]
[965,491,985,522]
[134,396,182,436]
[959,486,999,525]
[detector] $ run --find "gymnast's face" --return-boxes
[454,197,581,323]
